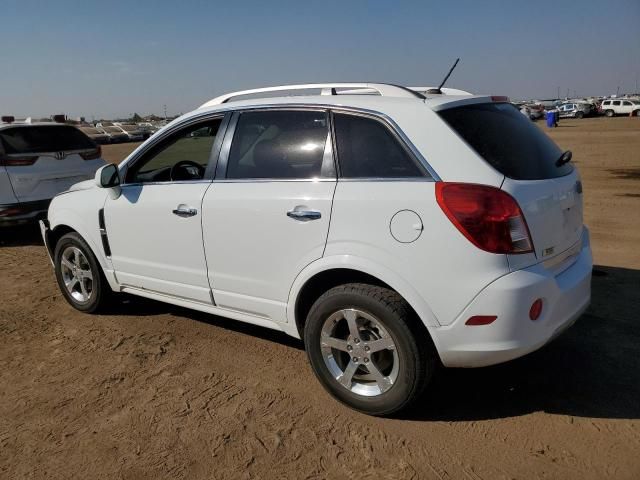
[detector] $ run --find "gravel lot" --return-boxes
[1,118,639,479]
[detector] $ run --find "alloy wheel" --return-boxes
[320,308,399,397]
[60,246,94,303]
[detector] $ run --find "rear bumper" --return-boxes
[0,199,50,226]
[433,229,592,368]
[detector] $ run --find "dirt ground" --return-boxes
[1,118,639,479]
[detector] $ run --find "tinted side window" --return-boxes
[126,119,221,183]
[226,110,328,179]
[333,113,424,178]
[612,101,621,106]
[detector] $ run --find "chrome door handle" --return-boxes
[287,209,321,221]
[172,205,198,217]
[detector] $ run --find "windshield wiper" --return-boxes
[556,150,572,167]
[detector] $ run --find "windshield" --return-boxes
[104,127,122,134]
[0,125,95,154]
[120,125,138,132]
[438,102,573,180]
[81,127,101,135]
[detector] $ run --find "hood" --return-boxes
[67,179,96,192]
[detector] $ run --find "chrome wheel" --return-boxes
[320,308,399,397]
[60,246,93,303]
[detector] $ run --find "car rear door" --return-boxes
[0,125,102,202]
[104,115,227,303]
[201,109,336,322]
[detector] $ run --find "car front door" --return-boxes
[621,100,633,114]
[104,115,228,303]
[201,109,336,322]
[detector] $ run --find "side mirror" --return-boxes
[95,163,121,188]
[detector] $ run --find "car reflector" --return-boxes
[529,299,543,321]
[465,315,497,326]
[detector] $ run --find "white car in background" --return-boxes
[600,99,640,117]
[41,83,592,416]
[0,119,105,225]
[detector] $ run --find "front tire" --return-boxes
[605,109,615,117]
[575,111,584,119]
[54,232,112,313]
[304,283,435,416]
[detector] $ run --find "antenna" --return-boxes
[426,58,460,95]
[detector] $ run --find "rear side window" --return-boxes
[0,126,95,154]
[226,110,329,179]
[438,103,572,180]
[333,113,424,178]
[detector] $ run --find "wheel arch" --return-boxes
[287,256,441,340]
[48,211,119,291]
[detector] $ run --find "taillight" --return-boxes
[0,154,38,166]
[80,146,101,160]
[435,182,534,254]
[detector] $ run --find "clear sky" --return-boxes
[1,0,639,119]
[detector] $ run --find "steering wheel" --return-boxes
[170,160,205,181]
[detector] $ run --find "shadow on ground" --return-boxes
[0,224,43,247]
[104,264,640,422]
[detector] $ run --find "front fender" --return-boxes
[286,254,441,330]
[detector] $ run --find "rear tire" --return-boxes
[304,283,436,416]
[54,232,112,313]
[605,109,615,117]
[575,111,584,119]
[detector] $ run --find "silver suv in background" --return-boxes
[557,103,592,119]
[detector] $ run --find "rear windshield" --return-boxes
[438,102,573,180]
[0,125,95,154]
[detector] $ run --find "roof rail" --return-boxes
[199,83,425,108]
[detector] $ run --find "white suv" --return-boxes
[600,98,640,116]
[1,120,106,225]
[41,84,592,416]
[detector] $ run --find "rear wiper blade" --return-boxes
[556,150,572,167]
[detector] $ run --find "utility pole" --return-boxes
[557,86,560,100]
[163,104,167,121]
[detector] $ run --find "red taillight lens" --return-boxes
[0,154,38,166]
[529,299,543,320]
[465,315,497,326]
[435,182,534,254]
[79,146,101,160]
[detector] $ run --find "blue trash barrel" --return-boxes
[546,111,555,127]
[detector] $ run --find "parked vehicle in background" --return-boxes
[0,119,105,225]
[79,126,111,144]
[557,103,592,119]
[117,124,146,141]
[99,126,129,143]
[137,123,160,138]
[599,99,640,117]
[41,83,592,416]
